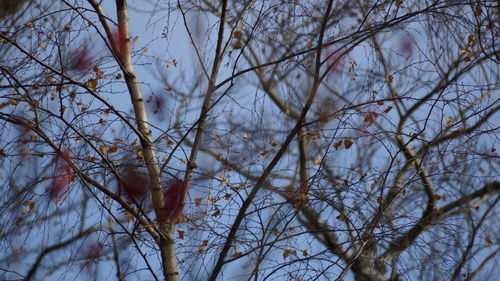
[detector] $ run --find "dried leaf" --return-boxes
[99,145,107,154]
[85,78,98,89]
[282,249,297,259]
[485,234,493,246]
[386,75,394,84]
[344,140,353,149]
[177,230,185,239]
[333,140,342,150]
[108,145,118,153]
[23,201,35,210]
[467,34,476,46]
[198,240,208,252]
[384,106,393,113]
[232,30,242,39]
[312,158,321,165]
[212,209,221,217]
[364,112,379,122]
[233,41,243,49]
[194,198,203,207]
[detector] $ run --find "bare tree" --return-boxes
[0,1,498,281]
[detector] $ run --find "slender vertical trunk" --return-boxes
[114,1,179,280]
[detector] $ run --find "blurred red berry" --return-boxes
[50,149,74,197]
[158,179,186,222]
[85,242,103,259]
[120,170,149,201]
[325,48,348,74]
[69,46,93,72]
[400,35,414,57]
[111,25,128,58]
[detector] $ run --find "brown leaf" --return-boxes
[85,78,98,89]
[386,75,393,84]
[467,34,476,46]
[233,41,243,49]
[177,230,185,239]
[99,145,107,154]
[198,240,208,252]
[232,30,242,39]
[108,145,118,153]
[212,209,221,217]
[333,140,342,150]
[485,234,493,246]
[232,251,242,258]
[364,112,379,122]
[344,140,353,149]
[23,201,35,210]
[194,198,203,207]
[282,249,297,259]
